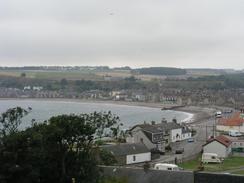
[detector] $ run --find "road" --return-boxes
[151,116,216,165]
[138,106,234,167]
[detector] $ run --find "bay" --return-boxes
[0,99,193,130]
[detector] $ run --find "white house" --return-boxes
[126,121,192,153]
[24,86,31,90]
[103,143,151,165]
[203,135,232,158]
[181,127,192,141]
[33,86,43,91]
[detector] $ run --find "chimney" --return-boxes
[241,107,244,114]
[161,118,167,123]
[172,118,177,123]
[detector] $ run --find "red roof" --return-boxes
[218,112,244,126]
[204,135,232,147]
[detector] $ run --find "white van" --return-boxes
[154,163,180,171]
[215,111,222,118]
[229,130,242,137]
[202,153,222,164]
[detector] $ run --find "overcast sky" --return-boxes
[1,0,244,69]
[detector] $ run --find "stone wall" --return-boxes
[195,172,244,183]
[101,166,194,183]
[101,166,244,183]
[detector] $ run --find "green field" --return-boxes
[0,70,104,80]
[179,156,244,172]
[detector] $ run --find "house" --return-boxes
[33,86,43,91]
[203,135,232,158]
[232,139,244,150]
[132,92,146,102]
[228,136,244,153]
[102,143,151,165]
[24,86,31,90]
[181,126,192,140]
[217,112,244,133]
[126,121,192,153]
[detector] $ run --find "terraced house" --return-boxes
[126,120,192,153]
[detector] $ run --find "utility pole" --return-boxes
[206,125,208,142]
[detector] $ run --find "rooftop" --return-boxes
[204,135,232,147]
[131,122,182,134]
[102,143,150,156]
[218,112,244,126]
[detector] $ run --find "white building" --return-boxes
[203,135,232,158]
[24,86,31,90]
[126,121,192,153]
[33,86,43,91]
[103,143,151,165]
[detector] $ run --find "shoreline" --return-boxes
[174,106,216,124]
[0,98,214,124]
[0,97,174,109]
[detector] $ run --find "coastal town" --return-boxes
[2,68,244,182]
[1,85,244,108]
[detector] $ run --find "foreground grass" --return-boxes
[179,156,244,172]
[232,170,244,175]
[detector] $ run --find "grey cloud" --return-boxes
[1,0,244,68]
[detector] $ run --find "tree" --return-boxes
[20,72,26,78]
[0,111,120,183]
[0,107,30,137]
[110,123,123,140]
[89,111,120,139]
[99,149,117,166]
[60,78,68,89]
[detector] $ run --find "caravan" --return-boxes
[229,130,242,137]
[202,153,222,164]
[154,163,181,171]
[215,111,222,118]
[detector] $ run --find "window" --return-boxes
[133,155,136,161]
[140,138,144,143]
[167,168,172,170]
[211,156,216,159]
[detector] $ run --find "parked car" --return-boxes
[154,163,181,171]
[223,109,233,114]
[175,148,184,154]
[187,138,194,143]
[202,153,222,164]
[215,111,222,118]
[229,130,242,137]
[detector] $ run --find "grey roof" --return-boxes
[182,126,191,134]
[131,122,182,134]
[102,143,150,156]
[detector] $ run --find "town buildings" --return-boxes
[203,135,232,158]
[217,111,244,133]
[126,121,192,153]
